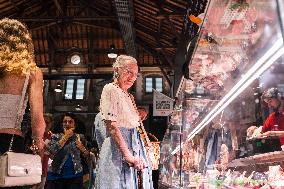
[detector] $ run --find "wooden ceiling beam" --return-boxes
[33,36,122,41]
[43,73,112,80]
[135,24,158,39]
[53,0,64,15]
[9,0,20,12]
[155,0,180,39]
[16,16,117,22]
[29,22,58,30]
[46,29,57,72]
[136,37,172,70]
[135,23,175,68]
[73,21,117,30]
[78,0,108,16]
[156,12,184,19]
[35,48,126,55]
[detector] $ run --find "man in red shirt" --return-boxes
[260,88,284,145]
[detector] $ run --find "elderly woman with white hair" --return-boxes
[95,55,153,189]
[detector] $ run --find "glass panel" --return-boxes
[156,78,163,92]
[65,79,74,99]
[145,78,153,92]
[160,0,284,187]
[76,79,85,99]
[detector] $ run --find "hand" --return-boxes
[75,137,84,149]
[131,156,147,171]
[261,131,277,137]
[64,128,74,139]
[247,126,258,137]
[30,138,44,156]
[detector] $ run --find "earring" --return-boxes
[114,72,119,79]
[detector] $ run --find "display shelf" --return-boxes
[159,0,284,187]
[229,151,284,168]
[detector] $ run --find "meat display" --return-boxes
[187,0,274,96]
[161,0,283,188]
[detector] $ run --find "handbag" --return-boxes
[147,133,160,170]
[138,125,160,170]
[0,151,42,187]
[129,95,161,170]
[0,73,42,187]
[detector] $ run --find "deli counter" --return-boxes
[159,0,284,188]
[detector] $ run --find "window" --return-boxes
[64,79,85,100]
[145,76,163,93]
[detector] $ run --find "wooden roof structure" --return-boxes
[0,0,207,73]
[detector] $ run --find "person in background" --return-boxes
[46,113,90,189]
[137,106,148,122]
[0,18,45,189]
[259,88,284,142]
[247,88,284,148]
[94,112,106,150]
[95,55,153,189]
[33,113,54,189]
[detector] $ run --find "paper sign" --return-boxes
[153,89,174,116]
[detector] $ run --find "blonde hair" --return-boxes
[0,18,36,77]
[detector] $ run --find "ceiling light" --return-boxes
[54,83,62,93]
[107,44,118,59]
[75,104,82,111]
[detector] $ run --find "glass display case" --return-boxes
[159,0,284,188]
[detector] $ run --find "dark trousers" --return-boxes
[0,134,27,189]
[0,134,25,154]
[46,176,83,189]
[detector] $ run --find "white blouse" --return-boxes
[100,83,140,128]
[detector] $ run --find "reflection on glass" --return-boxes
[160,0,284,188]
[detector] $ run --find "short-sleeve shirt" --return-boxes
[262,110,284,145]
[100,83,140,128]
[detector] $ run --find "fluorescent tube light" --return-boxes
[170,38,284,155]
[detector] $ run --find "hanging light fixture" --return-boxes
[54,82,62,93]
[75,104,82,111]
[107,44,118,59]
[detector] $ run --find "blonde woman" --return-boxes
[0,18,45,180]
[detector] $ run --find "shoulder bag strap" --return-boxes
[129,94,152,147]
[8,73,30,152]
[15,73,30,127]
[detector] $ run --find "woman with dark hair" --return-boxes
[46,113,89,189]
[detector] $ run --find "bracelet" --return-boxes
[61,137,67,142]
[83,149,90,155]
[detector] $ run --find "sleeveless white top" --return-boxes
[0,74,29,130]
[100,83,140,128]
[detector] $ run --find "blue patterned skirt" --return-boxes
[95,127,153,189]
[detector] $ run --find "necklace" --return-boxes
[109,82,141,121]
[112,82,132,98]
[111,82,151,146]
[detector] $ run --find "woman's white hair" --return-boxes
[112,55,137,69]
